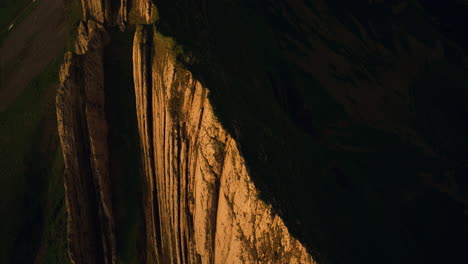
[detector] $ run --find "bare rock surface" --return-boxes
[80,0,110,25]
[56,1,312,263]
[132,25,314,264]
[57,19,116,264]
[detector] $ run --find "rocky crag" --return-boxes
[56,1,313,263]
[57,0,468,264]
[57,19,116,264]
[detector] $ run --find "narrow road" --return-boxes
[1,0,37,35]
[0,0,67,112]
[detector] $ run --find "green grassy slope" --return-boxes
[0,58,69,263]
[0,0,81,262]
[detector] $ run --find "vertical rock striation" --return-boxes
[53,0,468,263]
[129,0,158,24]
[132,25,315,264]
[80,0,111,25]
[56,19,117,264]
[57,1,315,263]
[117,0,128,31]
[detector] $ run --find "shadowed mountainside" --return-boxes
[153,0,468,263]
[0,0,81,262]
[51,0,468,263]
[56,0,315,263]
[2,0,468,263]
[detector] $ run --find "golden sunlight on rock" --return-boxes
[132,25,315,264]
[57,20,116,264]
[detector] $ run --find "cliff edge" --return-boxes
[56,0,314,263]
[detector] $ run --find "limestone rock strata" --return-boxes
[74,20,109,55]
[80,0,111,25]
[56,20,116,264]
[133,25,315,264]
[129,0,158,24]
[117,0,128,31]
[78,0,156,28]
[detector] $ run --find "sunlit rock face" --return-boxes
[150,0,468,263]
[132,25,314,264]
[56,0,314,263]
[57,20,116,264]
[74,20,109,55]
[56,0,468,263]
[80,0,111,25]
[78,0,156,29]
[129,0,158,24]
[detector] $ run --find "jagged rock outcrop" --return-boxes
[56,19,116,264]
[80,0,111,25]
[74,20,109,55]
[132,25,314,264]
[117,0,128,31]
[57,1,314,263]
[129,0,158,24]
[58,1,468,263]
[150,1,468,263]
[78,0,156,30]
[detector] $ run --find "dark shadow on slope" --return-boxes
[153,0,468,263]
[1,59,69,264]
[104,27,146,264]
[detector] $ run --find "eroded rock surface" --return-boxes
[151,1,468,263]
[57,19,116,264]
[129,0,158,24]
[57,1,313,263]
[132,25,314,264]
[80,0,111,25]
[57,1,468,263]
[78,0,156,29]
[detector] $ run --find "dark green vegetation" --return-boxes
[0,0,82,262]
[0,59,69,263]
[104,27,146,264]
[153,0,468,263]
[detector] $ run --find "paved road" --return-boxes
[0,0,67,112]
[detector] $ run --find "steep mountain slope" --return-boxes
[132,25,313,264]
[56,1,313,263]
[152,0,468,263]
[54,0,468,264]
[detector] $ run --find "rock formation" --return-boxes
[56,0,468,263]
[79,0,110,25]
[129,0,158,24]
[56,0,314,263]
[57,19,116,264]
[133,25,314,264]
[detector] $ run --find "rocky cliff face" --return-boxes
[57,19,117,264]
[57,0,468,263]
[56,1,313,263]
[133,25,313,264]
[149,0,468,263]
